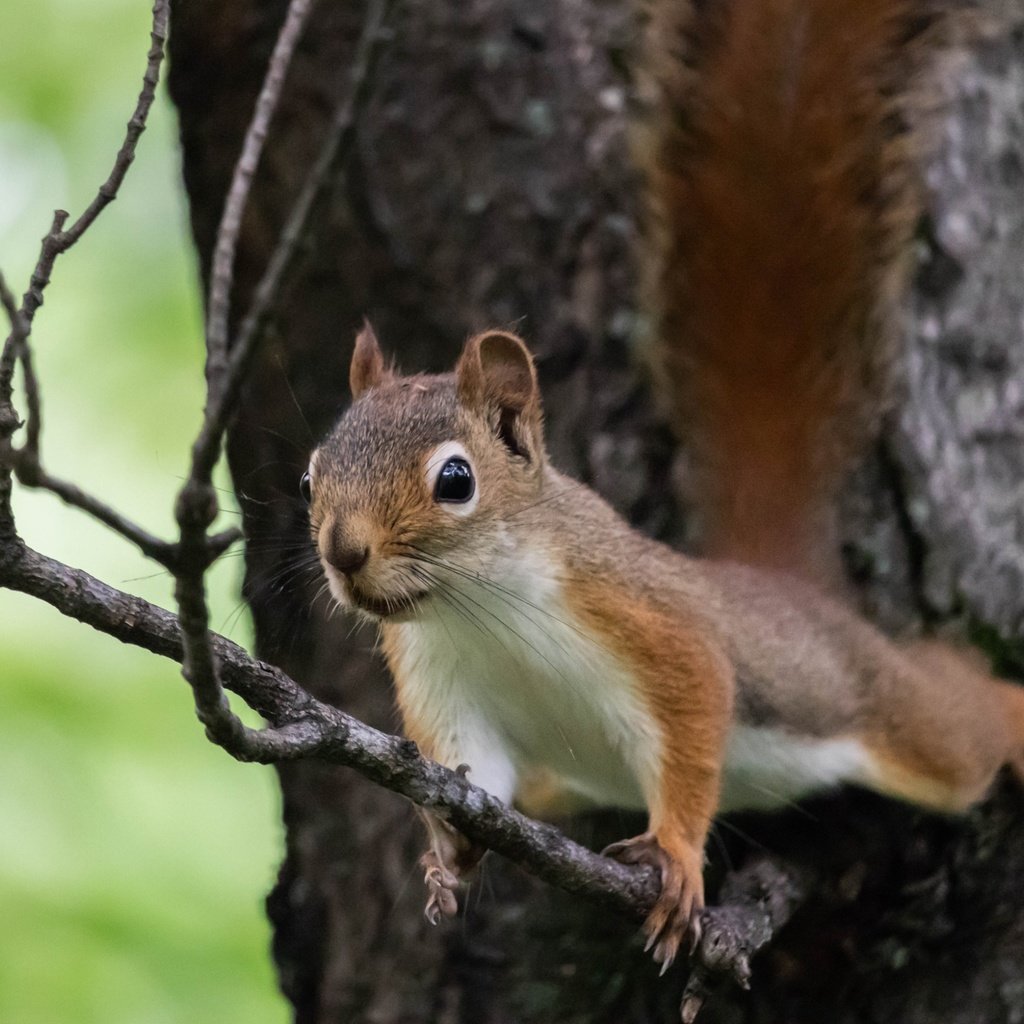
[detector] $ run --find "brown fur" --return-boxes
[700,564,1024,811]
[864,641,1024,809]
[350,320,389,399]
[641,0,948,586]
[312,327,1024,967]
[566,573,733,960]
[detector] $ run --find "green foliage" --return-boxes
[0,1,286,1021]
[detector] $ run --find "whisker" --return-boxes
[401,544,615,660]
[710,816,768,853]
[417,567,587,727]
[427,573,513,653]
[502,481,586,521]
[273,352,316,444]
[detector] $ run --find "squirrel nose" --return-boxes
[327,542,369,577]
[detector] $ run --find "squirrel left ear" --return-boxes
[350,319,388,399]
[457,331,543,460]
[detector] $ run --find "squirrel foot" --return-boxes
[420,848,460,925]
[417,807,486,926]
[603,831,704,973]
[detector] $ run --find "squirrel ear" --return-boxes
[350,320,387,399]
[457,331,543,460]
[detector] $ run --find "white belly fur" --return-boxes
[720,725,875,812]
[383,548,875,817]
[384,547,661,810]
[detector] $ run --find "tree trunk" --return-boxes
[167,1,1024,1020]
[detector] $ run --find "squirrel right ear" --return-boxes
[456,331,543,460]
[349,320,388,399]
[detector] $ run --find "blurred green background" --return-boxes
[1,1,287,1022]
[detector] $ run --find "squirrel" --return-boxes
[302,0,1022,972]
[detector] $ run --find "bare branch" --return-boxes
[1,253,178,563]
[9,0,168,342]
[193,0,391,486]
[0,536,805,994]
[0,0,173,561]
[0,270,27,539]
[2,209,65,467]
[0,272,24,422]
[11,461,180,565]
[205,0,318,389]
[683,859,813,1021]
[0,272,28,410]
[173,0,392,758]
[0,540,658,911]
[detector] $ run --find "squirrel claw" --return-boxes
[421,849,460,924]
[604,830,704,971]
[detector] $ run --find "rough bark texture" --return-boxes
[167,1,1024,1021]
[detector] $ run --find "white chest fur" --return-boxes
[382,548,877,818]
[383,547,661,810]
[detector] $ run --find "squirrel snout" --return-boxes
[325,541,370,578]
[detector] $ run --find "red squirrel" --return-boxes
[303,0,1022,972]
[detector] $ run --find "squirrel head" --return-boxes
[307,322,547,619]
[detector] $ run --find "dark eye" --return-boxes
[299,472,312,504]
[434,457,474,503]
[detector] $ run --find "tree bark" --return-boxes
[167,1,1024,1021]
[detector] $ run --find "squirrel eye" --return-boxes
[434,457,474,503]
[299,472,312,505]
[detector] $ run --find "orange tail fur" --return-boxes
[642,0,949,586]
[900,640,1024,799]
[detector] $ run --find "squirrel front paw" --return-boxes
[420,848,460,925]
[603,831,704,973]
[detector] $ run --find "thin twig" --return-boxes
[0,270,27,539]
[9,0,168,349]
[11,462,180,565]
[193,0,391,485]
[1,210,64,466]
[0,272,27,409]
[682,859,812,1021]
[173,0,391,757]
[205,0,317,389]
[0,0,173,561]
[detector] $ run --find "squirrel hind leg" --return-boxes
[864,747,993,813]
[917,643,1024,801]
[418,808,484,926]
[864,645,1024,813]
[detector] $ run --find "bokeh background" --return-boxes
[1,1,287,1021]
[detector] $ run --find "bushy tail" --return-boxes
[641,0,953,587]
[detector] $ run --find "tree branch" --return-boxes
[192,0,391,485]
[172,0,392,758]
[11,0,168,336]
[683,858,813,1021]
[0,0,175,563]
[0,270,26,541]
[11,461,180,565]
[0,537,806,1001]
[0,540,659,913]
[0,271,24,427]
[204,0,317,389]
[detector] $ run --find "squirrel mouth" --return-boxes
[350,588,428,618]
